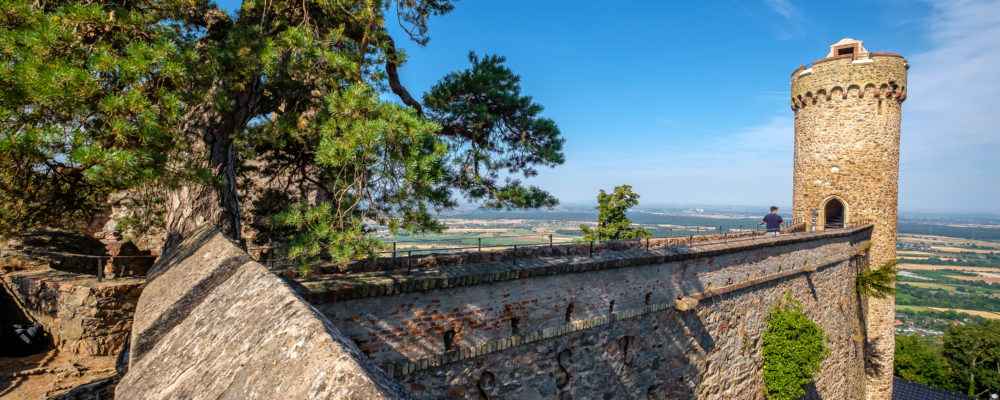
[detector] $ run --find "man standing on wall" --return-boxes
[759,206,784,234]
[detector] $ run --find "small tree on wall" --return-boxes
[762,295,831,400]
[856,260,898,299]
[579,184,651,241]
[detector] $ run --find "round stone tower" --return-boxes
[790,38,907,399]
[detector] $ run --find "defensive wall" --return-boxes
[117,223,875,399]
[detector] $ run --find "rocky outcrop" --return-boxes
[116,225,410,399]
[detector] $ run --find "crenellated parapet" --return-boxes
[790,52,908,111]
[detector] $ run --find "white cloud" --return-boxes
[761,0,805,40]
[899,0,1000,212]
[906,0,1000,150]
[762,0,802,21]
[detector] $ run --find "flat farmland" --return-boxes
[947,273,1000,284]
[898,281,958,291]
[899,234,1000,249]
[895,232,1000,332]
[930,245,996,254]
[924,307,1000,319]
[896,305,1000,320]
[897,264,1000,272]
[897,251,938,257]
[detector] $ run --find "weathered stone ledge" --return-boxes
[385,246,859,377]
[1,269,144,356]
[297,225,872,304]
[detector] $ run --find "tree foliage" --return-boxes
[857,260,898,299]
[424,52,565,209]
[0,0,565,265]
[579,184,651,241]
[762,295,830,400]
[894,334,948,388]
[0,0,192,233]
[942,320,1000,397]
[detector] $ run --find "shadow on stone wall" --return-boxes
[332,227,874,399]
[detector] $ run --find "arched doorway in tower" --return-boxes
[824,198,846,229]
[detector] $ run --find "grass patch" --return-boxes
[899,282,958,291]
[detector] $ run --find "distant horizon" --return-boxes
[437,202,1000,220]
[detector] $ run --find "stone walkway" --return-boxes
[0,348,117,399]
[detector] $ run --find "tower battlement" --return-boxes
[790,49,908,110]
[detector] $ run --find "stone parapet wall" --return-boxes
[299,229,788,275]
[303,226,872,398]
[0,270,143,356]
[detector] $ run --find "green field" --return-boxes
[895,234,1000,330]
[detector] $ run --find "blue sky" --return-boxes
[217,0,1000,213]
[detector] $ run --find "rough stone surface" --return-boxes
[790,39,906,400]
[0,269,143,356]
[117,225,411,399]
[106,242,155,278]
[126,224,252,364]
[306,226,872,399]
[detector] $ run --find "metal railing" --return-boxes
[368,219,811,257]
[256,219,873,272]
[0,247,157,282]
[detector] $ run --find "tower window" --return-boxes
[837,47,855,56]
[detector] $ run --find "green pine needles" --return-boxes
[762,295,831,400]
[579,184,651,242]
[2,0,568,272]
[856,260,899,299]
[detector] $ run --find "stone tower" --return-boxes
[790,38,907,399]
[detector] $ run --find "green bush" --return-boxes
[762,295,831,400]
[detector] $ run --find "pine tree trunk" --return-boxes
[162,82,260,252]
[163,129,242,251]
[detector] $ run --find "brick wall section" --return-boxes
[299,225,872,398]
[791,50,907,400]
[1,270,143,356]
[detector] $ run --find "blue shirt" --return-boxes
[763,214,783,232]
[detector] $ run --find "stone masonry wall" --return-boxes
[1,269,143,356]
[790,48,907,400]
[301,226,873,399]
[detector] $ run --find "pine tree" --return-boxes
[0,0,565,263]
[580,185,651,241]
